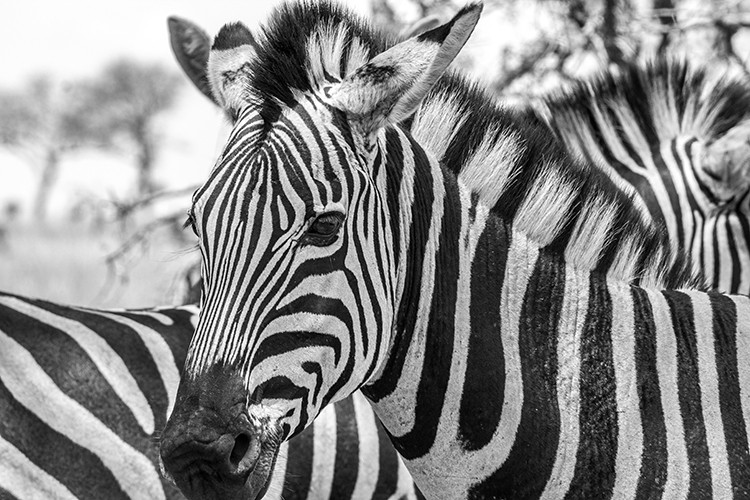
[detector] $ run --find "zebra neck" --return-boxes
[361,132,613,496]
[360,128,749,497]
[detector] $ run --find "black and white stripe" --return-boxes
[0,290,421,500]
[527,60,750,294]
[161,2,750,499]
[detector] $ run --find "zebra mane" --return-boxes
[531,59,750,207]
[247,1,704,290]
[246,0,392,125]
[536,59,750,148]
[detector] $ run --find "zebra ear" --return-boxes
[398,14,444,40]
[168,16,215,104]
[207,22,259,112]
[701,120,750,199]
[328,2,482,138]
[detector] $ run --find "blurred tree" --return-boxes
[0,77,90,222]
[76,59,183,197]
[0,60,182,222]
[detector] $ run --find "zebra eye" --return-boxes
[304,212,344,245]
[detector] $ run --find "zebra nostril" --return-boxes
[227,432,262,475]
[230,433,250,468]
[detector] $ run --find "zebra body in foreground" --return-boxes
[157,2,750,499]
[529,62,750,294]
[0,290,420,500]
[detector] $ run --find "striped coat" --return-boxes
[0,291,420,499]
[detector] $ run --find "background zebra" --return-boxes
[160,2,750,499]
[528,62,750,294]
[0,290,421,500]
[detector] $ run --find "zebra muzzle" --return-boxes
[160,423,277,500]
[160,368,280,500]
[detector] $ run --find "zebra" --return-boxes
[0,290,421,500]
[527,61,750,294]
[157,2,750,499]
[164,14,727,500]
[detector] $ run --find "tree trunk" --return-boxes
[134,123,156,196]
[654,0,675,55]
[33,148,59,222]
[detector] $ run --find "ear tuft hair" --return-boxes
[212,22,257,51]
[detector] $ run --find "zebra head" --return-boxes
[160,3,482,499]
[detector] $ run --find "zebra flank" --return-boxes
[159,2,750,499]
[528,60,750,294]
[0,292,194,500]
[0,290,422,500]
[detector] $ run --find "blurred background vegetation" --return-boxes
[1,0,750,307]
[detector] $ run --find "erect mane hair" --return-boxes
[247,0,394,125]
[247,0,705,290]
[534,58,750,152]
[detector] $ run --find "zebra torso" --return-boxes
[0,291,420,500]
[529,62,750,294]
[160,3,750,499]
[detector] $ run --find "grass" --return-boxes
[0,222,199,308]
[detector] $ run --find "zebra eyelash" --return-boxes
[183,210,198,235]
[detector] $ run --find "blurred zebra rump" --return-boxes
[0,291,420,500]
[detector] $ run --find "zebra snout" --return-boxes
[160,368,278,500]
[160,419,271,500]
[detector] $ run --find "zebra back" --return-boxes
[0,291,193,500]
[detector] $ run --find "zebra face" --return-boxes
[161,100,394,499]
[160,3,482,499]
[196,100,394,427]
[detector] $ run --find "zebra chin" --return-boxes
[159,367,284,500]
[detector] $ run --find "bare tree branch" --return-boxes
[108,184,199,219]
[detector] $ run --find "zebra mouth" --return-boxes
[245,439,281,500]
